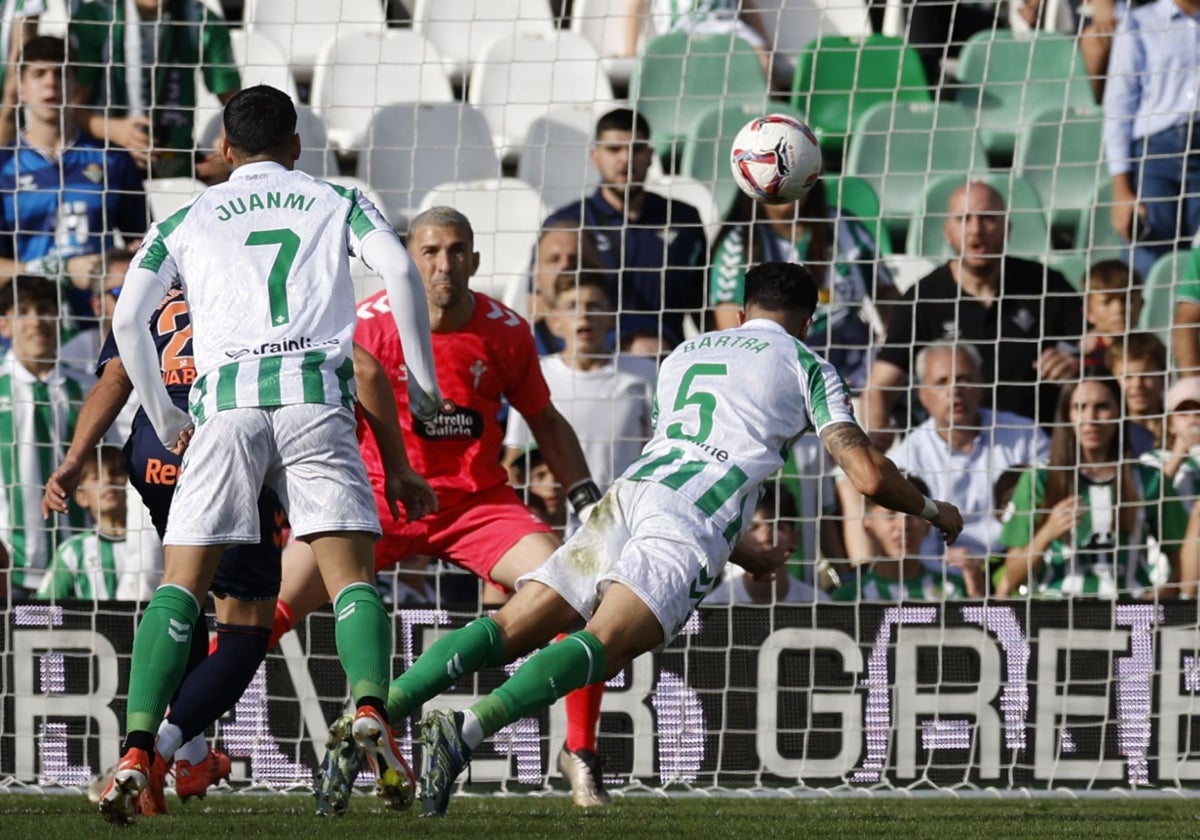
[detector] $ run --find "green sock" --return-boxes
[386,616,507,722]
[333,583,391,704]
[471,630,607,740]
[126,585,201,735]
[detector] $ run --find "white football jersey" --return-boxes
[131,161,390,422]
[624,318,855,542]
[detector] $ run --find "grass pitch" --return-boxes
[2,792,1199,839]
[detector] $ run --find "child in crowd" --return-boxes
[1144,377,1200,509]
[35,445,154,600]
[508,443,568,537]
[1081,259,1143,372]
[1106,331,1166,450]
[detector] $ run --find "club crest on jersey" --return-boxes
[83,163,104,184]
[412,401,484,441]
[469,360,486,390]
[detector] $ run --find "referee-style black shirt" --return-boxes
[876,258,1083,424]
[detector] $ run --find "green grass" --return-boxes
[2,793,1200,839]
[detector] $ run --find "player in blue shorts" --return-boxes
[45,283,283,812]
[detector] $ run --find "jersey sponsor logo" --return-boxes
[225,336,339,359]
[484,299,521,327]
[411,401,484,441]
[144,458,179,486]
[17,174,34,190]
[162,367,196,386]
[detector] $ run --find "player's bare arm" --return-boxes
[42,358,135,518]
[820,421,963,544]
[352,342,436,523]
[525,402,602,519]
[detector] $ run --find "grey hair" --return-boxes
[915,341,983,384]
[407,206,474,243]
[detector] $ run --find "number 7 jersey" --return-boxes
[130,162,391,421]
[624,318,856,541]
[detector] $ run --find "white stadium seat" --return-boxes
[243,0,386,85]
[568,0,649,88]
[145,177,206,223]
[193,29,301,148]
[515,105,600,213]
[412,0,556,85]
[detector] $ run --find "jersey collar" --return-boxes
[230,160,290,180]
[740,318,791,336]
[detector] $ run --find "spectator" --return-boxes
[35,444,156,600]
[69,0,241,180]
[58,248,131,373]
[1145,376,1200,508]
[1103,0,1200,280]
[709,184,897,392]
[504,271,655,498]
[0,275,114,600]
[905,0,1012,87]
[619,326,673,363]
[996,376,1187,599]
[528,220,606,356]
[706,483,827,604]
[1105,331,1166,449]
[0,1,44,146]
[543,108,706,348]
[0,36,146,322]
[1080,259,1142,372]
[835,474,981,601]
[1171,241,1200,376]
[882,341,1049,573]
[508,443,568,536]
[863,180,1081,448]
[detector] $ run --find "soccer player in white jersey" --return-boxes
[98,85,442,825]
[384,261,965,817]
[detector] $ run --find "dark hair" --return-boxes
[1106,331,1167,373]
[993,464,1028,512]
[551,269,609,303]
[80,445,127,482]
[19,36,72,72]
[743,262,818,317]
[1086,258,1141,294]
[223,85,297,157]
[594,107,651,141]
[1,275,60,316]
[619,327,675,354]
[756,480,799,520]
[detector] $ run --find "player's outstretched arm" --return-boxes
[41,358,135,518]
[360,232,441,420]
[819,421,963,544]
[112,266,192,453]
[352,342,436,522]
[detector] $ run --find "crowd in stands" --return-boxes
[1,0,1200,609]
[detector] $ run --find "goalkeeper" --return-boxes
[407,261,963,816]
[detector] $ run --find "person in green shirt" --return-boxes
[997,376,1188,600]
[69,0,241,180]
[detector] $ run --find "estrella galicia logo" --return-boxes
[225,336,339,360]
[412,400,484,441]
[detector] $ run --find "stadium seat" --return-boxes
[467,31,615,164]
[416,178,547,313]
[412,0,557,86]
[1073,179,1126,267]
[1013,105,1105,240]
[243,0,386,86]
[954,30,1095,163]
[844,101,987,250]
[516,105,601,212]
[199,105,336,179]
[630,31,769,165]
[356,102,500,230]
[678,102,809,222]
[822,173,891,255]
[756,0,873,74]
[310,30,453,154]
[789,34,931,162]
[193,29,300,150]
[905,173,1051,260]
[644,174,723,247]
[569,0,649,89]
[323,176,392,302]
[1139,250,1191,350]
[1045,252,1088,290]
[145,177,205,223]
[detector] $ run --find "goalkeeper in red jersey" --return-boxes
[274,206,610,814]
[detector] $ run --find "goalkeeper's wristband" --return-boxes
[920,496,939,522]
[567,478,603,515]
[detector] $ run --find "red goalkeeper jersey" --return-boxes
[354,289,551,511]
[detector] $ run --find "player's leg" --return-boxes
[271,540,329,646]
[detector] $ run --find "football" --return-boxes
[729,114,823,205]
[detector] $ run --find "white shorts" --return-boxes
[518,479,731,644]
[164,404,380,546]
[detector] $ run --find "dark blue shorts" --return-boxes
[124,423,284,601]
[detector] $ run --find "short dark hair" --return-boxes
[551,270,609,303]
[743,262,818,318]
[1107,331,1167,373]
[595,107,651,141]
[19,36,72,74]
[1,275,60,317]
[1086,258,1140,294]
[80,445,128,482]
[223,85,297,157]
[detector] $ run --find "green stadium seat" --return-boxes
[1045,252,1088,291]
[954,30,1095,164]
[1013,105,1105,240]
[905,173,1050,260]
[790,34,931,163]
[844,101,987,250]
[1073,180,1126,267]
[822,173,891,255]
[678,102,809,222]
[630,31,769,165]
[1139,250,1191,350]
